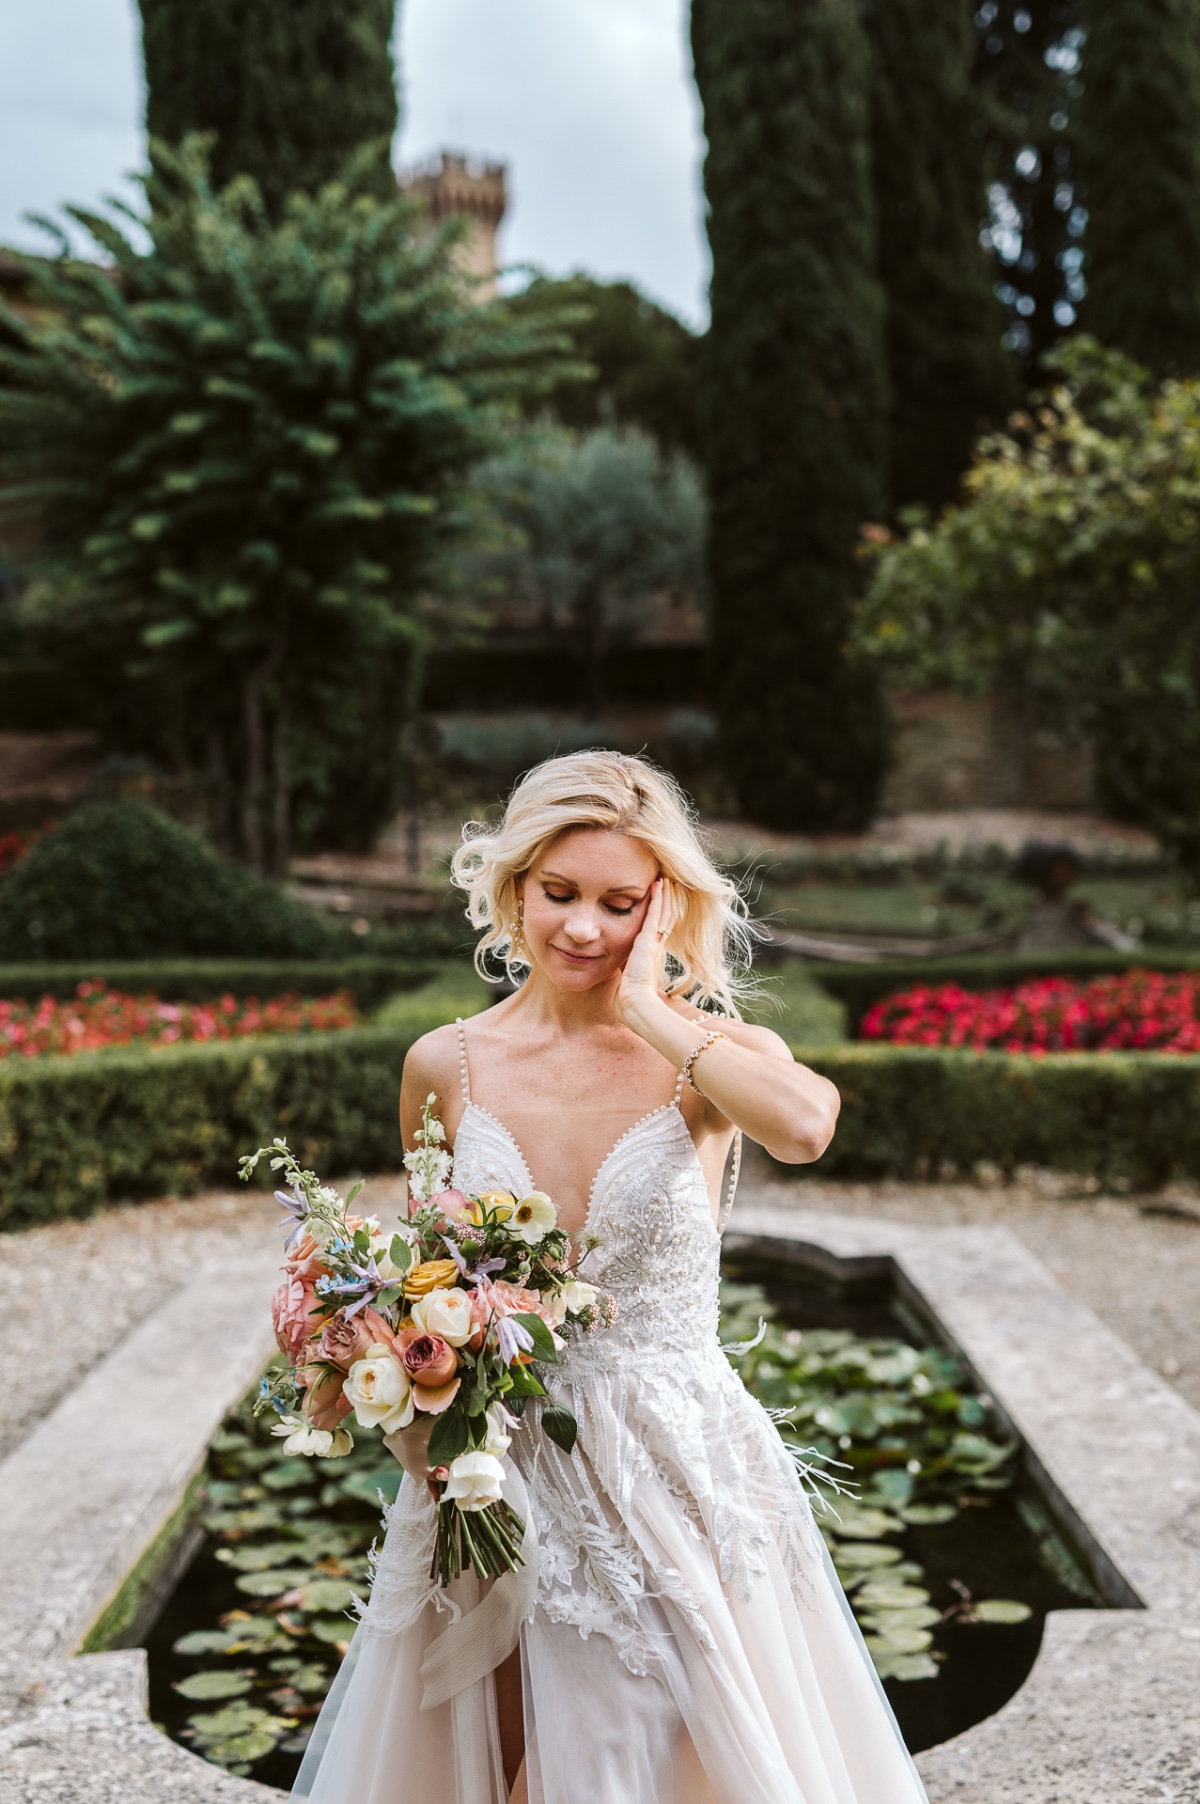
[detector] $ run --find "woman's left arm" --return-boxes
[616,880,840,1164]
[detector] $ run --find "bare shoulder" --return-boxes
[400,1023,463,1133]
[667,1000,793,1063]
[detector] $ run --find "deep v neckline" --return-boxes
[457,1098,696,1233]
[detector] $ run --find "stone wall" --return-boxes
[882,690,1095,814]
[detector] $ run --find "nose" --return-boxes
[562,906,602,945]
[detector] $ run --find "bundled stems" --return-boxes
[430,1495,527,1585]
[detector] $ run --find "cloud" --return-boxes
[0,0,710,325]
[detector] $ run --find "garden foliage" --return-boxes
[459,424,706,712]
[1076,0,1200,375]
[505,274,704,461]
[864,0,1012,509]
[0,801,352,961]
[0,982,357,1060]
[0,963,490,1228]
[858,340,1200,880]
[692,0,889,832]
[138,0,398,218]
[0,142,561,866]
[0,957,435,1010]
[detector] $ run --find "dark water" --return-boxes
[144,1255,1100,1782]
[723,1250,1100,1754]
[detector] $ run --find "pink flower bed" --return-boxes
[861,969,1200,1054]
[0,980,358,1059]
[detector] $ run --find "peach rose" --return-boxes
[490,1279,555,1328]
[299,1358,354,1432]
[429,1189,471,1217]
[271,1272,323,1361]
[284,1231,326,1281]
[412,1376,461,1414]
[398,1332,459,1389]
[315,1308,378,1372]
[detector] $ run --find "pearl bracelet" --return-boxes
[682,1028,728,1095]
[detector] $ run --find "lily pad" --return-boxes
[261,1460,319,1492]
[864,1625,934,1656]
[973,1598,1033,1625]
[173,1629,238,1657]
[235,1567,310,1598]
[854,1581,932,1610]
[299,1578,356,1613]
[872,1650,939,1682]
[830,1507,904,1540]
[335,1467,403,1505]
[861,1606,941,1632]
[174,1670,254,1701]
[310,1616,355,1645]
[899,1503,959,1526]
[833,1542,903,1568]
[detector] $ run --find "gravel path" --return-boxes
[734,1164,1200,1412]
[1,1163,1195,1465]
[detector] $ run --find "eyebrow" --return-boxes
[539,868,649,897]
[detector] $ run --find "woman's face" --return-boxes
[520,828,660,991]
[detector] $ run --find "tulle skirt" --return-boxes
[292,1347,928,1804]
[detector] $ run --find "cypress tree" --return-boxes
[1076,0,1200,374]
[138,0,398,216]
[865,0,1014,511]
[691,0,889,831]
[972,0,1082,372]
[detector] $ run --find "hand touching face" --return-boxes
[520,828,662,991]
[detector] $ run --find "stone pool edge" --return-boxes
[728,1206,1200,1804]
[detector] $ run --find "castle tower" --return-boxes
[399,151,507,300]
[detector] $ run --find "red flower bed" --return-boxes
[0,831,28,876]
[0,981,358,1059]
[861,969,1200,1054]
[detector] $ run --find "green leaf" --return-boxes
[871,1651,938,1683]
[172,1629,239,1657]
[863,1625,934,1656]
[899,1503,958,1526]
[511,1312,558,1362]
[854,1582,932,1610]
[235,1567,309,1597]
[310,1617,354,1645]
[174,1670,253,1700]
[427,1407,470,1466]
[299,1578,356,1613]
[504,1363,547,1398]
[540,1404,578,1454]
[345,1180,365,1207]
[832,1542,903,1569]
[973,1598,1033,1625]
[388,1234,414,1273]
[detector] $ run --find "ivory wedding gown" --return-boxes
[293,1023,928,1804]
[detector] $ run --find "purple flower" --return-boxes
[275,1185,308,1252]
[496,1314,535,1365]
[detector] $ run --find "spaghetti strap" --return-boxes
[454,1016,471,1103]
[717,1130,742,1235]
[672,1063,687,1107]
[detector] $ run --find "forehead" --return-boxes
[534,827,658,888]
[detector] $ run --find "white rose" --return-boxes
[345,1345,415,1433]
[509,1191,557,1245]
[368,1225,414,1282]
[282,1422,334,1456]
[410,1288,475,1346]
[562,1280,598,1316]
[482,1406,512,1460]
[444,1449,506,1511]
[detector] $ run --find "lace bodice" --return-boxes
[451,1097,723,1367]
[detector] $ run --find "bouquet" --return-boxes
[243,1096,616,1586]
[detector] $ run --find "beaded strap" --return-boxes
[681,1028,727,1095]
[455,1016,471,1102]
[717,1131,743,1236]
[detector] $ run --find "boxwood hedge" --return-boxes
[783,1039,1200,1190]
[0,963,491,1229]
[0,957,436,1010]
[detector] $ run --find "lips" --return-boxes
[552,946,603,965]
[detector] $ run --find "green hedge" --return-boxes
[811,947,1200,1035]
[0,964,491,1229]
[0,957,438,1010]
[783,1039,1200,1188]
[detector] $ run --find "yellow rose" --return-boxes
[403,1258,461,1298]
[468,1192,516,1225]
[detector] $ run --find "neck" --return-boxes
[509,963,624,1033]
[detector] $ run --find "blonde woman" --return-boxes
[295,751,928,1804]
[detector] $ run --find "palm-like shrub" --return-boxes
[0,141,557,866]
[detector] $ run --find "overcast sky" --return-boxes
[0,0,711,326]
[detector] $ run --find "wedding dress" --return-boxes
[293,1023,928,1804]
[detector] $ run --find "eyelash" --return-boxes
[542,888,636,917]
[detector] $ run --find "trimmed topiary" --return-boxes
[0,800,348,960]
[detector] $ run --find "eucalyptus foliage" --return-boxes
[0,141,560,867]
[857,339,1200,878]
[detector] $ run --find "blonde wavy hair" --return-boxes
[450,750,757,1016]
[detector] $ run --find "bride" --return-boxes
[294,750,928,1804]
